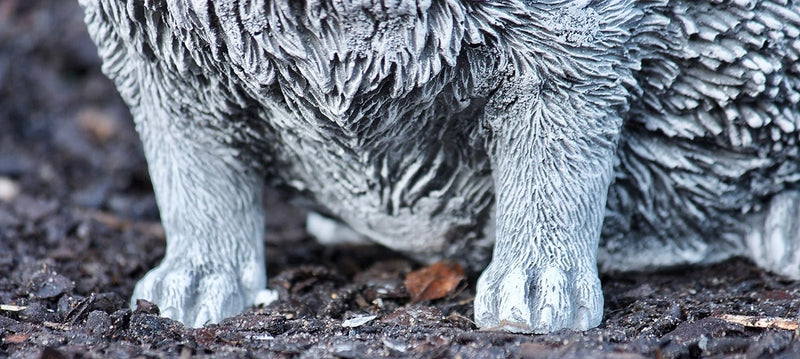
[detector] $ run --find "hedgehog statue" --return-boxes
[79,0,800,333]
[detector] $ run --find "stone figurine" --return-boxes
[79,0,800,333]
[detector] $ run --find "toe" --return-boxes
[572,270,603,330]
[530,305,555,333]
[474,266,502,328]
[191,272,245,327]
[572,306,592,331]
[497,268,531,325]
[530,265,570,331]
[160,306,182,322]
[132,266,195,322]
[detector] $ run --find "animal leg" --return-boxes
[129,74,273,327]
[474,74,621,333]
[746,190,800,279]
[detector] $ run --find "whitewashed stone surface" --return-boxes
[79,0,800,333]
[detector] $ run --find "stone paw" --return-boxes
[747,190,800,279]
[474,262,603,333]
[131,260,253,328]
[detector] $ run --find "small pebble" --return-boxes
[342,314,377,328]
[0,176,20,202]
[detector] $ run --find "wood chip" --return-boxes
[43,321,71,331]
[342,314,378,328]
[3,333,27,344]
[0,304,27,312]
[82,209,165,238]
[717,314,799,330]
[403,261,465,303]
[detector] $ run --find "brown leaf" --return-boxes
[403,261,465,303]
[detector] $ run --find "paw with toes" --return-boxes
[474,262,603,333]
[132,259,257,327]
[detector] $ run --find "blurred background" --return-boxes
[0,0,156,220]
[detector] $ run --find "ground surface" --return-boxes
[2,1,800,358]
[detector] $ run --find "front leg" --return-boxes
[130,100,271,328]
[474,73,622,333]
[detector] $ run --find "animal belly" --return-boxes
[287,145,494,259]
[255,75,496,260]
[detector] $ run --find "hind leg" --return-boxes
[746,190,800,279]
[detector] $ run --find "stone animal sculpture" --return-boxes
[80,0,800,333]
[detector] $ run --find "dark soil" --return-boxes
[2,1,800,358]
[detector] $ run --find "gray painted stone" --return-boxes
[79,0,800,333]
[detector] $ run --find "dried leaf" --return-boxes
[403,261,465,303]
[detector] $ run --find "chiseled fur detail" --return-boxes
[80,0,800,333]
[605,0,800,273]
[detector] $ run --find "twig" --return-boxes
[80,209,165,238]
[43,321,71,331]
[447,312,476,326]
[483,320,533,332]
[0,304,27,312]
[717,314,799,330]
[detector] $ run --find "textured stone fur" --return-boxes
[80,0,800,333]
